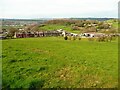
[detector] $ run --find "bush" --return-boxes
[112,36,117,40]
[78,37,81,40]
[8,27,18,38]
[97,23,110,29]
[72,26,80,30]
[64,36,68,40]
[68,36,71,40]
[107,36,112,42]
[96,36,106,42]
[96,36,113,42]
[72,36,76,40]
[88,38,94,41]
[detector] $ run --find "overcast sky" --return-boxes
[0,0,119,19]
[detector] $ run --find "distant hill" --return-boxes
[70,18,115,21]
[1,18,116,26]
[2,19,49,26]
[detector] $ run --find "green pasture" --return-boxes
[2,37,118,88]
[40,24,80,33]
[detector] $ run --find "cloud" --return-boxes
[1,0,119,18]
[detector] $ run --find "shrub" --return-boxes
[7,27,18,38]
[78,37,81,40]
[105,37,109,42]
[96,36,113,42]
[64,36,68,40]
[72,26,80,30]
[107,36,112,42]
[88,38,94,41]
[72,36,76,40]
[112,36,117,40]
[68,36,71,40]
[96,36,106,42]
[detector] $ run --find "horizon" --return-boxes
[1,16,118,20]
[1,17,117,20]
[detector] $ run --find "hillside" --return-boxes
[36,19,118,33]
[2,37,118,88]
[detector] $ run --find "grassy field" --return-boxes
[40,24,81,33]
[39,20,119,33]
[106,20,118,29]
[2,37,118,88]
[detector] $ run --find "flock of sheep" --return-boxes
[56,28,118,42]
[63,34,117,42]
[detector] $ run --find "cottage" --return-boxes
[14,30,62,38]
[14,32,34,38]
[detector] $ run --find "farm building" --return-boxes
[14,31,62,38]
[14,32,34,38]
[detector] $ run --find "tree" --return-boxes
[31,25,40,31]
[8,27,18,38]
[84,27,97,33]
[2,29,7,32]
[72,26,80,30]
[109,28,117,33]
[75,21,84,27]
[97,23,110,29]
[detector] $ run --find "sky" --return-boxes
[0,0,119,19]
